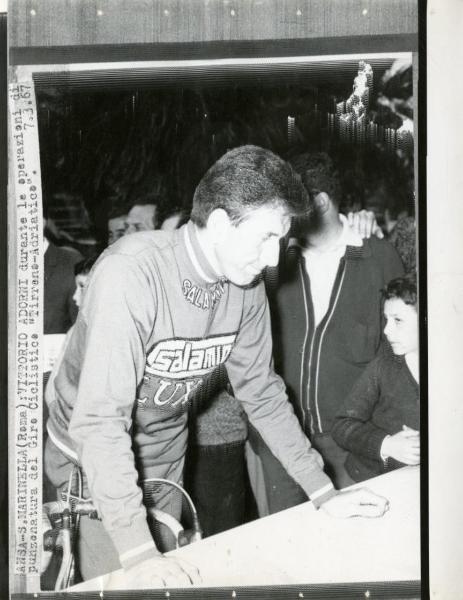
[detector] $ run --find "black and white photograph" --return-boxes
[5,1,440,598]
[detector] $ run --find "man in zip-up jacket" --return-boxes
[45,146,389,588]
[250,152,404,513]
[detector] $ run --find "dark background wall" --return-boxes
[34,57,414,249]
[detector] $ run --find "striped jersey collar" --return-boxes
[183,221,222,284]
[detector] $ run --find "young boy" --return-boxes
[331,274,420,482]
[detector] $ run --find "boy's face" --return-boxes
[73,274,89,309]
[213,205,290,287]
[383,297,418,356]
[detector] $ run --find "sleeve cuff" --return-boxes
[380,435,391,461]
[119,541,161,570]
[298,463,334,501]
[365,429,390,461]
[309,484,338,509]
[108,514,161,569]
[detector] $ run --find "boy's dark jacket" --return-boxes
[267,235,404,438]
[331,349,420,482]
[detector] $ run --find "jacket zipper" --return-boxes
[301,257,347,435]
[299,261,314,434]
[312,259,347,433]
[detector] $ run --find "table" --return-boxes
[70,466,420,591]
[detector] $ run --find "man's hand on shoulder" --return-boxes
[121,554,202,589]
[320,488,389,518]
[347,210,384,239]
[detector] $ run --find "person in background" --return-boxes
[107,213,128,245]
[45,255,100,409]
[332,274,419,481]
[44,217,82,335]
[43,254,100,509]
[184,365,249,538]
[125,197,159,234]
[44,145,389,588]
[248,152,404,515]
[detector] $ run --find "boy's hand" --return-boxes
[381,426,420,465]
[119,555,202,589]
[347,210,384,239]
[321,488,389,518]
